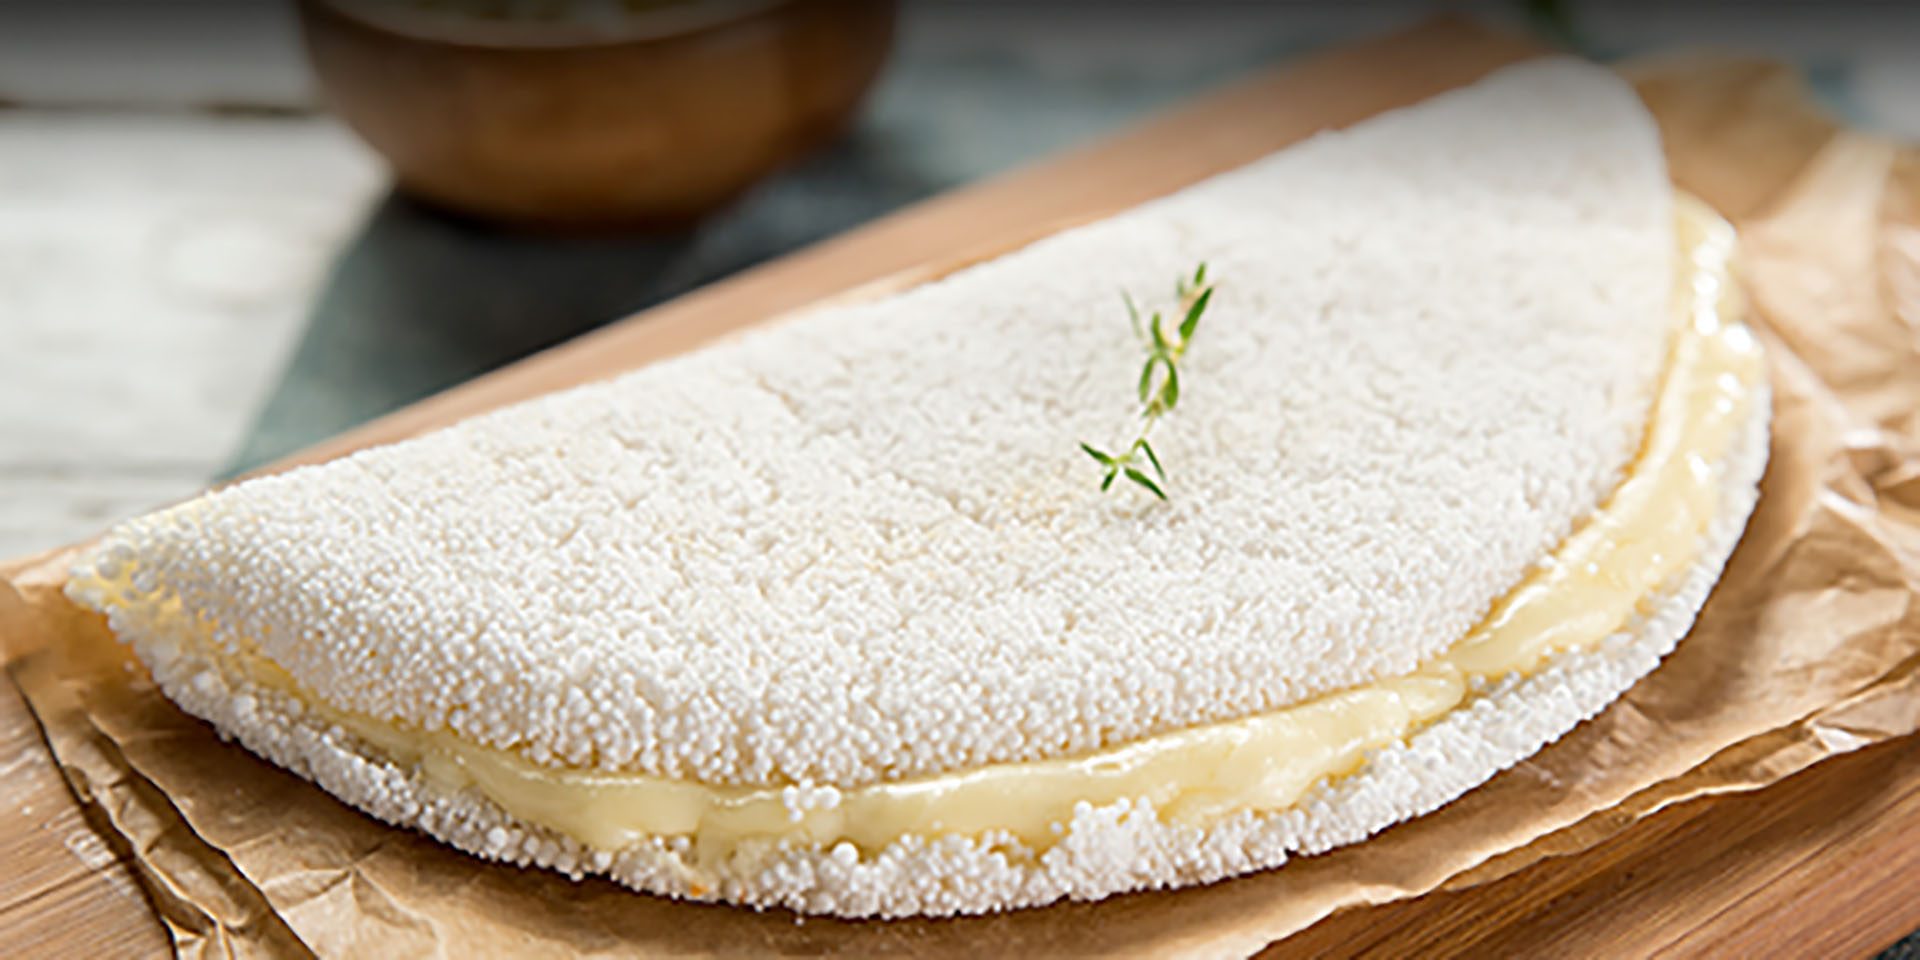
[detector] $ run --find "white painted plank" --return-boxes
[0,112,382,556]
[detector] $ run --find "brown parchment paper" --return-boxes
[5,51,1920,959]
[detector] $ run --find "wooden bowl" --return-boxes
[296,0,895,229]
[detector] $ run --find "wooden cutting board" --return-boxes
[5,17,1918,958]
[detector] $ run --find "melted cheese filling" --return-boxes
[122,196,1761,865]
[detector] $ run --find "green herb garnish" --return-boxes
[1081,263,1214,501]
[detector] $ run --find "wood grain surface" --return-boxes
[0,678,170,958]
[2,17,1915,958]
[1273,736,1920,958]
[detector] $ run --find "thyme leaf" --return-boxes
[1079,262,1214,501]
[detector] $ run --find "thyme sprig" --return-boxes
[1080,263,1214,500]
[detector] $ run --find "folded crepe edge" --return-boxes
[84,383,1769,918]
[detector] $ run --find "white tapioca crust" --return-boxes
[65,59,1680,792]
[120,387,1768,919]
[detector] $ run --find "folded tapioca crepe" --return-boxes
[68,57,1769,918]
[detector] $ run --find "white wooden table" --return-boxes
[0,113,381,554]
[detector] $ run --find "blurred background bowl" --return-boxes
[296,0,895,229]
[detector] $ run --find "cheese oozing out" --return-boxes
[110,195,1760,867]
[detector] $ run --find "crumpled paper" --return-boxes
[4,49,1920,960]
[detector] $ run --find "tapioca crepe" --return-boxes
[63,57,1770,918]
